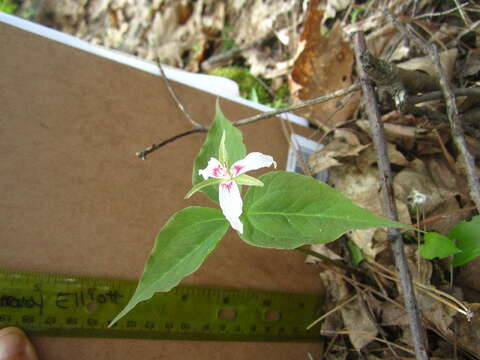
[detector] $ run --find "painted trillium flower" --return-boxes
[186,133,276,234]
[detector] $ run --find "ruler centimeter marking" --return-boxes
[0,269,323,342]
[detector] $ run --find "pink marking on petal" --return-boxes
[232,164,244,176]
[221,181,234,192]
[212,166,227,178]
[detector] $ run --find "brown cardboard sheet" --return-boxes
[0,22,323,359]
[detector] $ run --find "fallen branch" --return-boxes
[409,88,480,105]
[386,10,480,212]
[353,31,429,360]
[360,51,440,107]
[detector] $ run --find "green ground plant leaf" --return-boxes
[347,240,364,267]
[419,232,460,260]
[450,215,480,267]
[240,171,412,249]
[110,206,229,325]
[192,102,246,202]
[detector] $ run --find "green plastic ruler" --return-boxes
[0,269,323,342]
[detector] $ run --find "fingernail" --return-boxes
[0,328,37,360]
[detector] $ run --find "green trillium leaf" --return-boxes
[192,102,246,203]
[240,171,414,249]
[110,207,229,326]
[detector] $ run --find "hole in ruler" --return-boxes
[265,311,281,322]
[218,308,236,321]
[181,294,188,302]
[86,303,98,312]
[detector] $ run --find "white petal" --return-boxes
[230,152,277,176]
[198,158,227,180]
[219,180,244,233]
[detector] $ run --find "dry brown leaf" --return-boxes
[47,0,226,68]
[290,0,359,128]
[324,0,352,24]
[463,48,480,77]
[322,272,382,352]
[334,128,361,145]
[343,13,384,35]
[230,0,296,46]
[310,156,343,173]
[454,303,480,355]
[318,270,351,344]
[420,156,469,233]
[465,135,480,158]
[40,0,89,28]
[398,48,458,82]
[404,246,457,335]
[306,244,342,264]
[394,159,459,216]
[229,0,300,77]
[381,301,407,326]
[330,166,410,258]
[365,23,398,57]
[340,297,378,351]
[356,118,436,153]
[309,137,370,173]
[456,258,480,303]
[382,246,457,336]
[356,142,409,170]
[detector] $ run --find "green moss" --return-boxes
[0,0,18,14]
[208,66,271,104]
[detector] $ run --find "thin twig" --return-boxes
[321,330,416,355]
[414,2,469,19]
[454,20,480,44]
[432,128,457,171]
[453,0,472,26]
[136,128,206,160]
[353,31,429,360]
[323,334,339,359]
[411,205,477,229]
[386,11,480,211]
[307,295,358,330]
[136,84,360,158]
[367,261,473,320]
[341,240,399,359]
[296,247,364,276]
[234,84,360,126]
[337,261,477,359]
[156,59,206,131]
